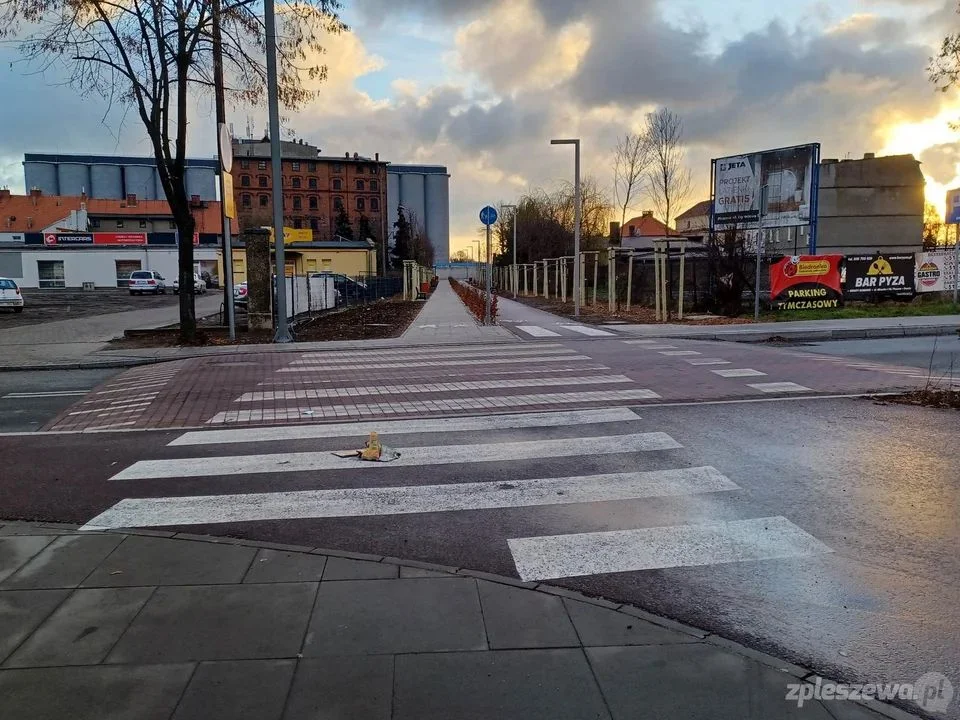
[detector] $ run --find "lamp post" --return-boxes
[503,204,517,297]
[551,139,581,317]
[472,239,482,282]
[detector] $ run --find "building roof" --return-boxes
[23,153,218,169]
[233,139,387,165]
[0,191,222,234]
[676,200,712,220]
[621,212,673,237]
[387,164,449,176]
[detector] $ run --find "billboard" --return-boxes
[845,254,915,298]
[769,255,843,311]
[44,232,147,246]
[946,188,960,225]
[915,251,957,293]
[712,144,820,231]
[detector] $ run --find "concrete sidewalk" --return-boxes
[399,279,514,343]
[0,521,916,720]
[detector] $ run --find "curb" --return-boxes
[656,325,959,344]
[0,519,927,720]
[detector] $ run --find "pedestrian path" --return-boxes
[400,280,515,344]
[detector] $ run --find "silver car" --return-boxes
[0,277,24,313]
[128,270,167,296]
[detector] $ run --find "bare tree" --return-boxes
[1,0,344,340]
[613,133,651,229]
[644,108,692,234]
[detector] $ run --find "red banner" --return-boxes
[770,255,844,311]
[93,232,148,245]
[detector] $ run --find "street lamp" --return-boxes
[503,203,518,298]
[472,239,482,281]
[551,139,581,317]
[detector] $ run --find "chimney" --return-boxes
[863,152,876,160]
[345,152,350,159]
[375,153,379,162]
[126,193,138,206]
[0,188,10,200]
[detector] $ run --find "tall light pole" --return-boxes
[503,203,517,298]
[551,139,580,317]
[472,239,482,280]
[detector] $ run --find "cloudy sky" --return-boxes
[1,0,959,254]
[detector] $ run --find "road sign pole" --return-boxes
[484,223,492,324]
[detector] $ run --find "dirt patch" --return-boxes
[106,299,425,348]
[883,389,960,410]
[512,296,756,326]
[0,289,183,329]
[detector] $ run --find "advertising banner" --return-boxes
[44,232,93,246]
[713,144,819,230]
[769,255,843,311]
[94,233,148,245]
[915,251,957,293]
[845,254,915,298]
[946,188,960,224]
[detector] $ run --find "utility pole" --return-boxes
[264,0,291,342]
[211,0,236,341]
[551,139,581,317]
[503,204,517,298]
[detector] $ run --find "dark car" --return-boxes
[310,273,368,303]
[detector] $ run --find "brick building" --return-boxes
[231,138,388,247]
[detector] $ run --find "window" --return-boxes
[291,161,301,171]
[115,259,142,288]
[139,220,147,229]
[37,260,65,289]
[258,176,268,188]
[259,194,269,207]
[332,178,342,190]
[309,218,319,231]
[308,162,316,172]
[241,175,251,187]
[89,218,100,229]
[356,165,364,174]
[356,197,365,211]
[293,218,302,229]
[292,177,301,189]
[306,258,317,273]
[293,196,302,210]
[333,163,343,173]
[309,196,318,210]
[370,180,379,191]
[116,220,125,228]
[258,160,267,170]
[356,180,365,191]
[241,159,250,169]
[334,197,343,210]
[308,177,317,189]
[370,197,380,211]
[169,220,176,229]
[242,194,252,208]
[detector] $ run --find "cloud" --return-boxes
[920,142,960,184]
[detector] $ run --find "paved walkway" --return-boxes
[399,279,514,344]
[0,521,915,720]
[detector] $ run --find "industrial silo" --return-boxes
[23,161,59,195]
[387,172,400,238]
[399,172,426,233]
[90,163,123,199]
[56,163,90,197]
[424,172,450,263]
[124,164,157,200]
[186,166,216,200]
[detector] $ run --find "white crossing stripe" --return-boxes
[207,389,662,424]
[659,351,701,357]
[515,326,562,337]
[83,421,138,431]
[748,382,812,393]
[686,359,731,366]
[69,402,151,416]
[289,346,575,366]
[83,467,738,530]
[258,365,614,386]
[637,345,677,350]
[622,339,664,345]
[711,369,768,378]
[109,394,158,404]
[97,383,168,395]
[172,407,641,446]
[2,390,89,398]
[238,375,634,402]
[112,432,682,481]
[563,325,615,337]
[298,343,564,359]
[507,516,833,581]
[279,355,594,372]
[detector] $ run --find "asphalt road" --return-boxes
[0,368,121,431]
[1,396,957,718]
[798,335,960,376]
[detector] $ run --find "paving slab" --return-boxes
[1,534,124,589]
[81,535,256,587]
[172,659,296,720]
[0,589,71,663]
[586,644,834,720]
[321,556,398,581]
[563,598,701,647]
[0,663,194,720]
[106,582,318,663]
[242,549,328,584]
[303,577,486,655]
[477,579,580,649]
[282,656,394,720]
[394,648,611,720]
[4,587,154,667]
[0,535,54,583]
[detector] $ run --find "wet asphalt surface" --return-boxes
[1,396,958,718]
[0,368,121,432]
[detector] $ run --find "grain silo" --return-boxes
[124,164,157,200]
[388,164,450,263]
[56,162,90,197]
[90,163,123,199]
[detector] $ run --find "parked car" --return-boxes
[0,277,24,313]
[309,273,368,303]
[173,273,207,295]
[128,270,167,296]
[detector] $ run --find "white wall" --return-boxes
[0,233,26,243]
[2,247,219,288]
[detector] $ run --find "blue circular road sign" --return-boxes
[480,206,498,226]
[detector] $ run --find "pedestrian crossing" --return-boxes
[510,323,625,339]
[83,407,833,585]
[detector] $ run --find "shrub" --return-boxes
[450,278,498,323]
